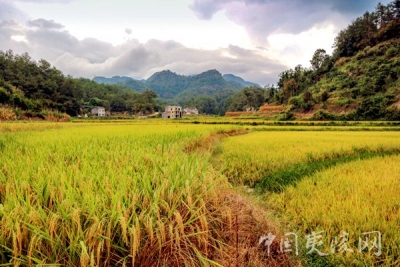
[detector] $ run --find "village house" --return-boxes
[91,106,106,117]
[162,105,182,118]
[183,107,199,115]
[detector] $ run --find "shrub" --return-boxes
[386,47,398,58]
[334,57,347,67]
[276,112,294,121]
[0,87,11,104]
[355,94,389,120]
[0,107,17,120]
[356,51,367,60]
[310,110,337,121]
[384,106,400,120]
[288,95,303,109]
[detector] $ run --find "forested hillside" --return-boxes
[93,70,261,115]
[94,70,260,100]
[268,0,400,120]
[0,50,262,118]
[0,51,160,119]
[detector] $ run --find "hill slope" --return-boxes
[310,39,400,120]
[93,70,257,100]
[223,74,260,88]
[93,76,148,92]
[268,0,400,120]
[0,51,160,118]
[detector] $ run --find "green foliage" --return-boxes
[0,87,10,103]
[185,95,217,114]
[288,95,303,109]
[310,49,333,74]
[384,106,400,120]
[386,47,398,57]
[146,70,189,98]
[288,91,314,111]
[94,71,260,115]
[100,70,245,103]
[320,90,329,102]
[355,94,391,120]
[129,89,159,114]
[0,50,160,118]
[264,84,278,103]
[275,112,294,121]
[310,110,338,121]
[227,87,266,111]
[333,1,400,58]
[276,6,400,121]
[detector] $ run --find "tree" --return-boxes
[264,84,277,103]
[227,87,265,111]
[376,2,387,28]
[394,0,400,18]
[110,97,126,112]
[186,95,217,114]
[310,49,332,72]
[282,78,299,100]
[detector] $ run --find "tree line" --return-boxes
[265,0,400,116]
[334,0,400,58]
[0,50,160,118]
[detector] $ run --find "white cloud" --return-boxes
[11,34,28,42]
[189,0,390,67]
[2,0,389,86]
[191,0,388,37]
[0,18,285,85]
[267,24,337,68]
[28,18,64,29]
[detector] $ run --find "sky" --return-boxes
[0,0,392,85]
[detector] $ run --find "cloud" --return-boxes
[0,18,285,85]
[0,1,27,22]
[28,18,64,29]
[12,0,73,3]
[125,28,132,34]
[190,0,384,43]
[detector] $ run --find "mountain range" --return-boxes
[93,70,261,102]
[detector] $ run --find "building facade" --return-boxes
[162,106,182,118]
[91,106,106,117]
[183,107,199,115]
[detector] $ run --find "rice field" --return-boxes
[266,155,400,266]
[1,121,399,266]
[216,131,400,186]
[0,122,238,266]
[216,129,400,266]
